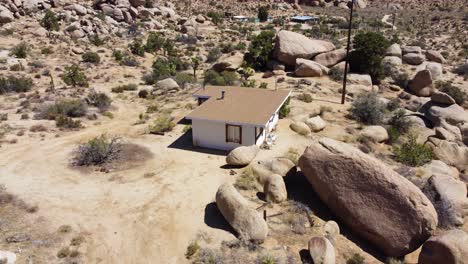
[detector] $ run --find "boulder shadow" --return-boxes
[204,202,236,235]
[299,249,313,264]
[256,192,266,202]
[284,171,387,262]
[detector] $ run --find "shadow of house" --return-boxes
[204,202,236,236]
[285,171,387,262]
[168,129,229,157]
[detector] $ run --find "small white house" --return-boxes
[185,86,291,151]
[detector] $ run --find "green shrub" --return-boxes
[329,66,344,82]
[257,6,269,22]
[207,11,224,25]
[87,91,112,111]
[37,99,88,120]
[185,241,200,259]
[149,115,175,134]
[72,135,122,166]
[0,75,33,94]
[349,32,390,83]
[129,39,145,56]
[244,30,275,69]
[175,72,195,86]
[55,115,82,129]
[297,93,313,103]
[57,247,70,258]
[62,64,88,87]
[89,34,106,46]
[113,49,124,61]
[145,32,165,53]
[82,51,101,64]
[207,47,222,62]
[147,57,177,83]
[204,70,239,86]
[350,93,385,125]
[386,98,401,111]
[41,46,53,55]
[279,97,291,118]
[394,135,433,166]
[10,42,29,58]
[40,10,59,32]
[436,81,466,105]
[121,56,140,67]
[111,83,138,93]
[234,167,257,190]
[138,89,149,98]
[388,109,410,134]
[347,253,365,264]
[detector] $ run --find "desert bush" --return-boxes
[0,75,33,94]
[40,10,59,32]
[72,135,122,166]
[36,99,88,120]
[234,167,257,190]
[41,46,53,55]
[89,34,106,46]
[82,51,101,64]
[258,6,269,22]
[57,247,70,258]
[10,42,29,58]
[111,83,138,93]
[145,32,165,53]
[175,72,195,86]
[120,55,140,67]
[297,93,313,103]
[87,91,111,111]
[435,81,466,105]
[55,115,82,129]
[113,49,124,61]
[138,89,149,98]
[349,32,390,83]
[244,30,275,69]
[129,39,145,56]
[207,11,223,25]
[207,47,222,62]
[185,240,200,259]
[394,135,433,166]
[279,97,291,118]
[204,70,239,86]
[388,109,410,133]
[347,253,365,264]
[350,93,385,125]
[386,98,401,111]
[283,147,299,165]
[62,64,88,87]
[144,57,177,84]
[148,115,175,134]
[329,66,344,82]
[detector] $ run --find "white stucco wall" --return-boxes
[191,119,258,151]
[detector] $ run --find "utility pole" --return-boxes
[341,0,355,105]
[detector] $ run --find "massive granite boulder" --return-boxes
[226,145,259,166]
[295,58,329,77]
[313,48,346,67]
[298,138,438,257]
[273,30,335,67]
[418,229,468,264]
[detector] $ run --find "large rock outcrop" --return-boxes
[313,48,346,67]
[215,183,268,241]
[409,70,434,97]
[298,138,438,257]
[418,230,468,264]
[273,30,335,67]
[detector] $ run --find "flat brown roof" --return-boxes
[186,86,291,126]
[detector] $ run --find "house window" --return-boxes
[226,124,242,144]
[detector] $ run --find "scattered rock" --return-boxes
[359,125,389,142]
[383,56,403,66]
[425,62,443,80]
[226,145,259,166]
[290,121,311,136]
[0,251,16,264]
[308,236,336,264]
[426,137,468,172]
[305,116,326,132]
[431,91,456,105]
[299,138,438,257]
[403,53,426,65]
[215,183,268,242]
[156,78,180,91]
[386,43,402,57]
[323,221,340,245]
[418,229,468,264]
[347,74,372,87]
[409,70,434,97]
[426,50,446,64]
[403,46,422,54]
[264,174,287,203]
[212,52,244,72]
[423,174,468,227]
[424,102,468,126]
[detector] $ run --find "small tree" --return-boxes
[191,56,201,78]
[40,10,59,32]
[258,6,269,22]
[349,32,390,83]
[62,64,88,87]
[129,39,145,56]
[245,30,275,69]
[162,39,175,56]
[145,32,165,53]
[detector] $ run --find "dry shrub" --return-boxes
[72,135,122,166]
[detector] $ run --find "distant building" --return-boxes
[290,15,319,24]
[232,15,249,22]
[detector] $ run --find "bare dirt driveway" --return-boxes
[0,94,308,263]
